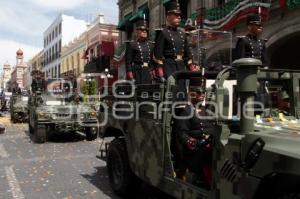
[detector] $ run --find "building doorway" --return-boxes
[269,31,300,69]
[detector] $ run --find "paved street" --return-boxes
[0,114,168,199]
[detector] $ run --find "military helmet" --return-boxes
[189,77,205,93]
[165,0,181,15]
[135,19,148,30]
[247,13,261,25]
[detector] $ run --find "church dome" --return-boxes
[16,49,23,56]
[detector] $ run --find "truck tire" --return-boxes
[85,127,98,141]
[28,123,34,134]
[11,115,16,123]
[34,124,47,143]
[107,138,139,196]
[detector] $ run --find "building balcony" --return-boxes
[84,56,111,73]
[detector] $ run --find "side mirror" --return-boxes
[243,138,265,171]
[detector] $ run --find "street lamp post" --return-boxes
[88,78,92,95]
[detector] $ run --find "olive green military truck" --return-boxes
[98,30,300,199]
[28,77,98,143]
[10,93,28,123]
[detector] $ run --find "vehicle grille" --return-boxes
[52,113,77,120]
[220,159,237,182]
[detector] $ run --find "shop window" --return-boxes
[59,40,62,53]
[124,13,133,40]
[101,56,110,69]
[126,30,133,40]
[179,0,191,20]
[59,23,62,34]
[97,44,101,57]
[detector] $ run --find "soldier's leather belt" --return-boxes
[134,62,149,68]
[176,54,183,61]
[142,62,149,68]
[164,54,183,61]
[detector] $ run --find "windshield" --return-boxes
[22,96,28,102]
[227,70,300,119]
[40,93,83,106]
[255,74,300,118]
[189,29,232,72]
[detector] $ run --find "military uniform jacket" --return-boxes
[125,40,154,84]
[31,79,45,92]
[175,104,214,144]
[236,34,269,65]
[154,26,193,78]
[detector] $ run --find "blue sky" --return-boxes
[0,0,118,70]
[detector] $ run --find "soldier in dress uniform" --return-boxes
[125,18,154,84]
[235,13,269,66]
[153,0,200,83]
[153,0,199,101]
[174,77,213,187]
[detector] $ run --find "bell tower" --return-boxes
[2,62,11,90]
[16,49,24,65]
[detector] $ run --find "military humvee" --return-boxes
[28,75,98,143]
[10,92,29,123]
[99,30,300,198]
[0,92,11,111]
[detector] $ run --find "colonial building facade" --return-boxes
[1,62,11,91]
[43,14,87,78]
[31,50,44,71]
[9,49,28,90]
[83,15,119,74]
[61,32,87,77]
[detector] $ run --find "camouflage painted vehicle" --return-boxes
[10,93,29,123]
[99,30,300,199]
[28,77,98,143]
[0,92,11,111]
[99,62,300,199]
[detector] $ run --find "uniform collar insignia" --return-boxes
[247,34,258,40]
[167,26,178,31]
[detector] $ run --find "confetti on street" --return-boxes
[0,114,167,199]
[0,115,122,199]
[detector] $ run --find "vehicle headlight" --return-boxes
[89,111,97,119]
[51,114,56,120]
[80,113,86,120]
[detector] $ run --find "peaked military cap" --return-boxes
[165,0,181,15]
[247,13,261,25]
[135,19,148,30]
[189,77,205,93]
[190,77,204,86]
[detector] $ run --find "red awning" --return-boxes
[101,41,114,56]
